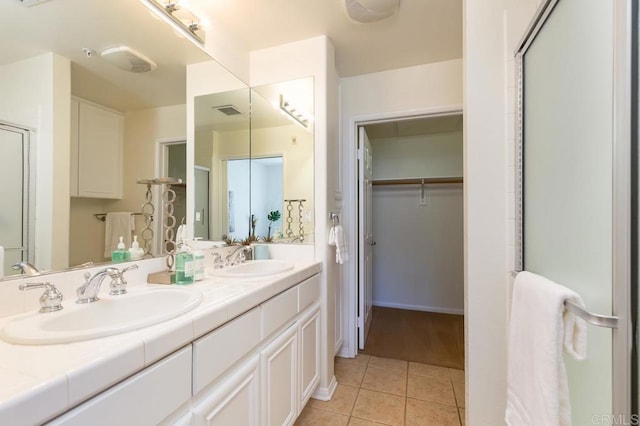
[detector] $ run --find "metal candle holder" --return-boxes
[284,199,306,242]
[137,177,182,283]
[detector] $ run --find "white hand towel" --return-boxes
[505,271,587,426]
[104,212,135,258]
[328,224,348,264]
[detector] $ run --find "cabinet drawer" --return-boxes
[261,286,298,339]
[50,346,192,426]
[297,274,320,313]
[193,307,261,394]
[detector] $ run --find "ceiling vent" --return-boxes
[212,105,242,116]
[101,46,157,73]
[344,0,399,23]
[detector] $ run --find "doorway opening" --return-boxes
[157,139,187,254]
[355,113,464,370]
[0,123,32,277]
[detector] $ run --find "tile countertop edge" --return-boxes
[0,261,322,425]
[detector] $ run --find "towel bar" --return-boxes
[564,300,618,329]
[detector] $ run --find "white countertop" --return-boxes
[0,261,322,425]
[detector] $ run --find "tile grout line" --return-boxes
[451,374,463,426]
[404,361,410,426]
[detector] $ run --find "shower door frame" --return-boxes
[0,121,34,270]
[514,0,635,418]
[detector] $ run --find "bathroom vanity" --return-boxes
[0,259,322,425]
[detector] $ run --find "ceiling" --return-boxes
[0,0,461,112]
[193,0,462,77]
[0,0,212,111]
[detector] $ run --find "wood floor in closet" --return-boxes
[360,306,465,370]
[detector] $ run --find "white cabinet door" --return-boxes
[298,305,320,411]
[73,99,123,199]
[261,323,298,426]
[192,355,260,426]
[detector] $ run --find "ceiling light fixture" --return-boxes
[344,0,399,23]
[279,95,309,129]
[138,0,205,45]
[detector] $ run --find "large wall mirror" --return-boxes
[0,0,239,279]
[250,78,315,243]
[192,77,314,245]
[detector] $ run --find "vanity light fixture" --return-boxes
[139,0,205,45]
[279,95,309,129]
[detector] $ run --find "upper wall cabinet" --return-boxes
[70,98,123,199]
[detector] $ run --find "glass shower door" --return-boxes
[517,0,633,422]
[0,124,30,276]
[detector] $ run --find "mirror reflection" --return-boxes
[193,88,251,242]
[0,0,216,279]
[192,78,314,245]
[250,78,315,243]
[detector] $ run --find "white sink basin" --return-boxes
[209,260,294,278]
[1,288,202,345]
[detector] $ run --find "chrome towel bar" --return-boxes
[564,300,618,329]
[512,270,619,329]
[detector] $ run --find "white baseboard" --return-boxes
[311,375,337,401]
[373,301,464,315]
[336,345,356,358]
[334,336,344,357]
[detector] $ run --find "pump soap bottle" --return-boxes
[175,240,194,285]
[112,236,130,263]
[129,236,144,260]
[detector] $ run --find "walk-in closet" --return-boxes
[358,113,464,369]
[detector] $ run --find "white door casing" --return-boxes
[358,127,374,350]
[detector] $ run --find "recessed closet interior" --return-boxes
[360,113,464,368]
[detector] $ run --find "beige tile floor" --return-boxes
[295,355,465,426]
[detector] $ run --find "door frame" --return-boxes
[193,165,210,240]
[155,137,186,256]
[339,105,463,358]
[513,0,634,417]
[0,122,34,268]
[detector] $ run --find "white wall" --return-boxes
[250,35,340,400]
[0,53,70,271]
[370,130,463,314]
[372,131,463,179]
[339,59,463,359]
[464,0,543,424]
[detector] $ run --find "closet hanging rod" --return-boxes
[372,177,463,186]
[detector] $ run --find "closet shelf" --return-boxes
[372,177,463,186]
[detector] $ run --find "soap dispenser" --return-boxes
[175,239,194,285]
[128,236,144,260]
[112,236,131,263]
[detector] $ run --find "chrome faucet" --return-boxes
[12,261,40,276]
[212,252,224,269]
[20,282,63,313]
[76,264,138,303]
[224,245,252,266]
